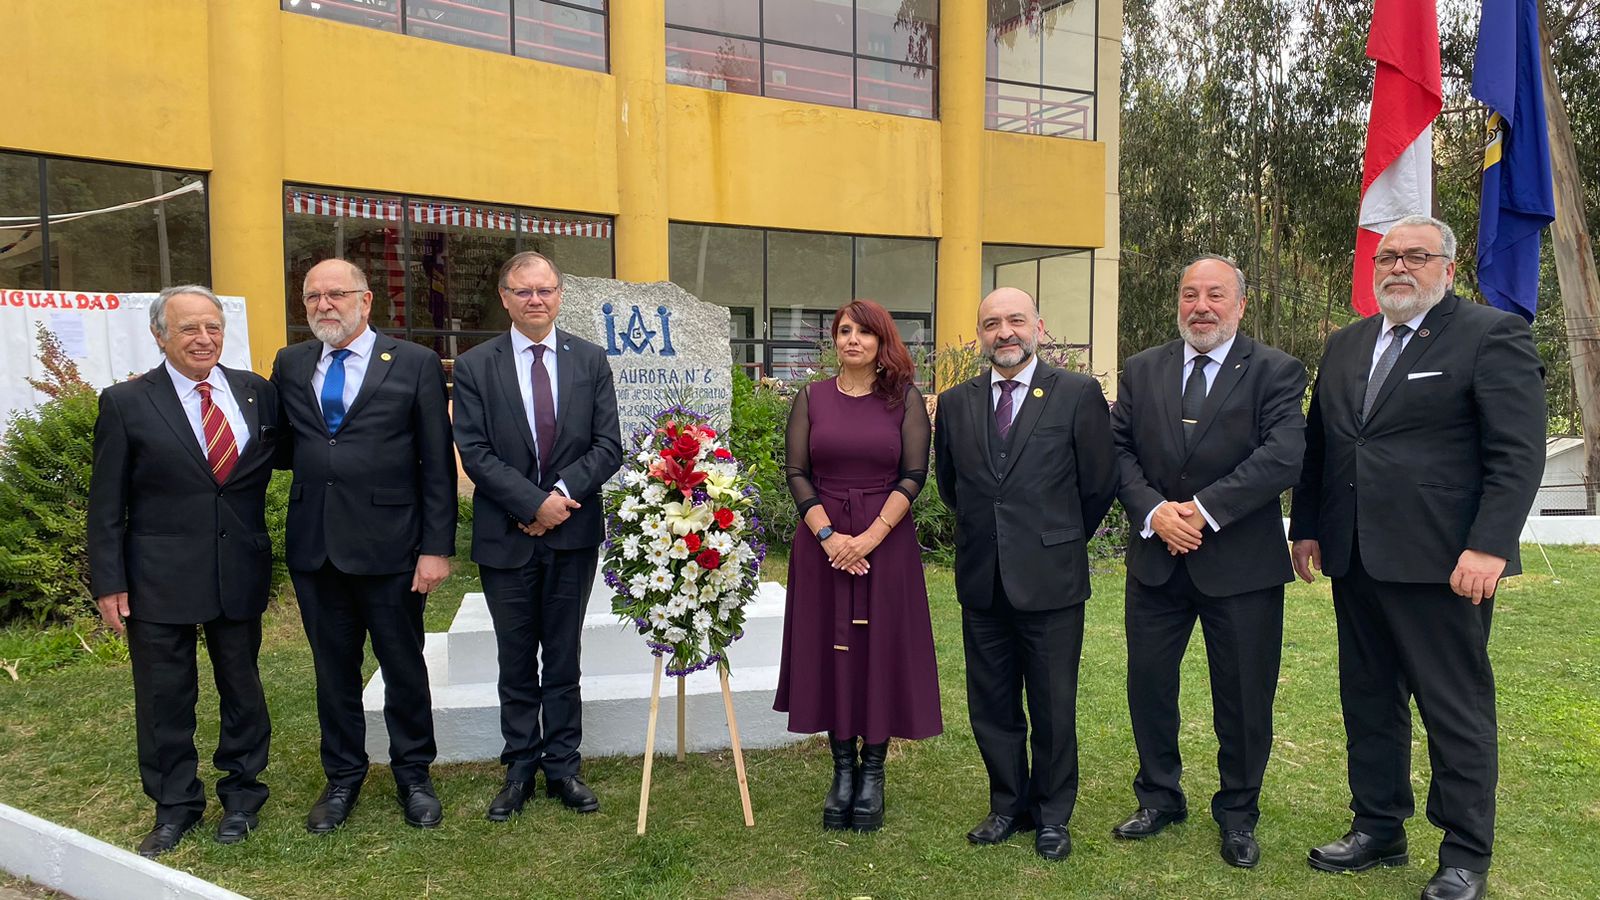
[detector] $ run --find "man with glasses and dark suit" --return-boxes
[1291,215,1546,900]
[88,285,280,856]
[271,258,457,834]
[452,251,621,820]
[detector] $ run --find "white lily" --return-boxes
[661,500,714,536]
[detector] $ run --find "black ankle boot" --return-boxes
[823,733,858,830]
[851,741,887,832]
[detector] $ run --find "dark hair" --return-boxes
[832,299,914,408]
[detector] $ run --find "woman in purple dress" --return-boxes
[774,299,942,833]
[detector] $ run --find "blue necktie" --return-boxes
[322,348,352,434]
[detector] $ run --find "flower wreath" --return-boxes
[602,405,766,676]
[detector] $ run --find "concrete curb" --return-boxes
[0,804,248,900]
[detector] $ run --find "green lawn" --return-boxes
[1,545,1597,899]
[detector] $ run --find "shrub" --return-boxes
[0,326,98,623]
[727,369,798,547]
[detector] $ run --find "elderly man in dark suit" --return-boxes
[1109,256,1306,869]
[88,285,279,857]
[934,287,1116,861]
[452,251,622,820]
[270,259,457,833]
[1291,215,1546,900]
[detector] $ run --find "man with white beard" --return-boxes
[1289,216,1546,900]
[271,259,457,833]
[1109,257,1306,868]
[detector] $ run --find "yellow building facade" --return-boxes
[2,0,1122,380]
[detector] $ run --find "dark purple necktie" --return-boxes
[531,344,556,480]
[996,379,1020,439]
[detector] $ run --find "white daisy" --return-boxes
[647,606,671,628]
[668,539,691,560]
[647,569,674,592]
[641,517,669,538]
[621,535,642,560]
[681,560,701,583]
[641,483,667,505]
[645,544,670,567]
[629,572,652,597]
[664,626,688,644]
[617,497,643,522]
[693,610,713,632]
[622,469,649,487]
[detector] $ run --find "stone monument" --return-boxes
[363,277,803,763]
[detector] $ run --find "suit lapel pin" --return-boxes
[380,352,393,361]
[563,343,571,351]
[1234,363,1241,369]
[1418,328,1431,338]
[1032,387,1044,398]
[246,397,254,403]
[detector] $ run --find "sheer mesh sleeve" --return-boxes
[895,385,931,502]
[784,384,821,516]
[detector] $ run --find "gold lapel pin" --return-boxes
[380,352,393,361]
[1032,387,1044,398]
[1418,329,1431,338]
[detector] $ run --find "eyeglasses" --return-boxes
[302,289,364,304]
[1372,251,1451,271]
[503,287,560,302]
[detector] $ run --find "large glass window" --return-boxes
[284,186,613,362]
[986,0,1097,139]
[282,0,608,72]
[666,0,938,119]
[0,150,210,291]
[982,244,1093,347]
[669,222,935,380]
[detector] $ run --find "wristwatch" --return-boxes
[816,526,836,541]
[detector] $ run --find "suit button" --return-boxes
[219,530,228,538]
[994,498,1002,506]
[329,438,337,446]
[1000,451,1008,458]
[1356,437,1366,446]
[326,480,334,486]
[991,532,997,539]
[1180,472,1189,480]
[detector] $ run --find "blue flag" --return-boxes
[1471,0,1555,322]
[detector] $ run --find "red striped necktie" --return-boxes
[197,382,239,484]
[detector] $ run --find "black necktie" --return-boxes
[1182,354,1211,444]
[1361,324,1411,423]
[531,344,556,480]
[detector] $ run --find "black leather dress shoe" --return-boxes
[966,812,1036,845]
[1307,830,1409,873]
[1112,807,1188,839]
[1220,830,1260,868]
[137,818,200,858]
[1034,824,1072,861]
[1421,866,1487,900]
[214,810,258,845]
[546,775,600,813]
[398,782,443,828]
[306,783,361,834]
[486,780,530,822]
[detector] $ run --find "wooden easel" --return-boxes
[635,656,756,835]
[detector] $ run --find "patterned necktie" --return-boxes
[322,348,352,434]
[995,380,1020,439]
[531,344,557,480]
[196,382,239,484]
[1361,324,1411,423]
[1182,354,1212,444]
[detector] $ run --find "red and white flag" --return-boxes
[1352,0,1443,316]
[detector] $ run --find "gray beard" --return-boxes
[311,318,358,346]
[1178,320,1237,354]
[985,343,1035,369]
[1376,281,1447,322]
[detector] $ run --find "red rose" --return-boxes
[713,508,735,529]
[713,447,732,460]
[683,533,702,552]
[672,432,701,458]
[695,548,722,570]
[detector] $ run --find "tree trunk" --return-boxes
[1539,10,1600,512]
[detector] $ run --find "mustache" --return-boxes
[1381,274,1419,290]
[1185,313,1220,325]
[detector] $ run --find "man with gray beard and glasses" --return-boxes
[271,258,457,834]
[1109,256,1305,869]
[1289,216,1545,900]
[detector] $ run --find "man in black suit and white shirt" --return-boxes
[452,251,621,820]
[1109,256,1306,868]
[1290,215,1546,900]
[271,259,457,833]
[88,285,279,857]
[934,287,1117,861]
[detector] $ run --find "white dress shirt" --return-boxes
[1139,335,1238,539]
[166,360,251,456]
[1369,310,1428,378]
[509,327,570,496]
[311,325,376,415]
[989,354,1040,430]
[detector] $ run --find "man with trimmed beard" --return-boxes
[271,259,457,833]
[1109,257,1306,868]
[1290,216,1545,900]
[934,287,1116,861]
